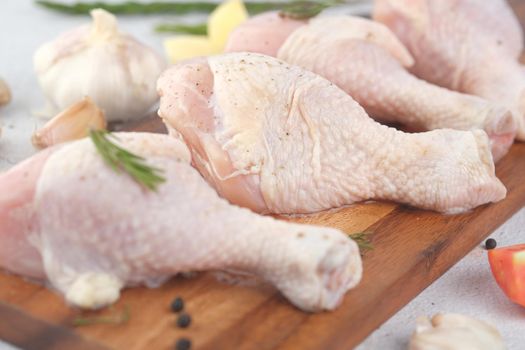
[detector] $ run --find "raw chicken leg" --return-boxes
[226,14,517,160]
[278,16,517,161]
[225,11,306,57]
[0,133,362,311]
[373,0,525,140]
[157,53,506,215]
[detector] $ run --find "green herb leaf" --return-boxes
[73,305,131,326]
[89,130,166,191]
[155,22,208,35]
[349,232,373,252]
[279,0,346,20]
[35,0,287,16]
[279,1,327,20]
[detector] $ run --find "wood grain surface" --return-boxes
[1,2,525,349]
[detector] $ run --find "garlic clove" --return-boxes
[0,78,11,106]
[414,315,433,334]
[89,9,119,42]
[409,313,506,350]
[32,97,106,149]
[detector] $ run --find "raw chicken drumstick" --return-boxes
[225,13,517,161]
[374,0,525,141]
[0,133,362,312]
[157,53,506,215]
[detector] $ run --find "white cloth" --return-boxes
[0,1,523,349]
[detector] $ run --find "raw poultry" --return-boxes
[374,0,525,141]
[225,13,518,161]
[158,52,506,215]
[0,132,362,312]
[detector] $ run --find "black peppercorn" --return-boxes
[485,238,497,250]
[175,338,191,350]
[171,297,184,313]
[177,313,192,328]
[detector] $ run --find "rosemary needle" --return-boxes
[154,23,208,35]
[73,305,131,326]
[89,130,166,191]
[349,232,374,252]
[279,0,346,20]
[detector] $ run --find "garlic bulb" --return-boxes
[32,97,106,149]
[410,313,505,350]
[34,9,166,122]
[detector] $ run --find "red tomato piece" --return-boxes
[488,244,525,307]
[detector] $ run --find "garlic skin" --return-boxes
[32,97,106,149]
[34,9,166,122]
[0,78,11,106]
[410,313,505,350]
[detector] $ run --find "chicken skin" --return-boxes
[374,0,525,141]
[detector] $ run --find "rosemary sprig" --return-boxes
[155,22,208,35]
[279,0,345,20]
[153,1,342,35]
[89,130,166,191]
[349,232,373,252]
[36,0,354,32]
[35,0,287,15]
[73,305,131,326]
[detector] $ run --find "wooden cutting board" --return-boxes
[2,2,525,349]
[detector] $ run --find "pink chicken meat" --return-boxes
[0,132,362,312]
[158,53,506,215]
[374,0,525,141]
[225,12,517,161]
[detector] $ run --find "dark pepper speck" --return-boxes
[171,297,184,313]
[175,338,191,350]
[177,313,192,328]
[485,238,497,250]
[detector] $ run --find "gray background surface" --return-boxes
[0,1,523,349]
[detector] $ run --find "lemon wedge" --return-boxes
[164,36,217,63]
[164,0,248,63]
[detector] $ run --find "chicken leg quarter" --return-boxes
[374,0,525,140]
[0,133,362,312]
[226,13,516,161]
[157,53,506,215]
